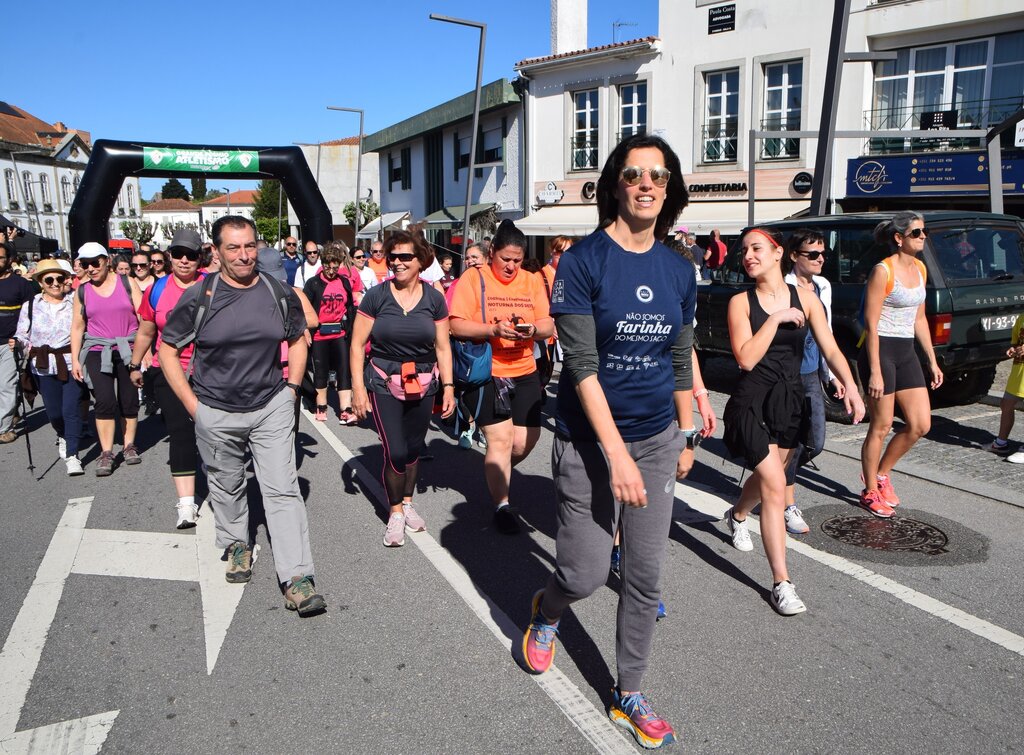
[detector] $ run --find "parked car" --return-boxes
[694,211,1024,422]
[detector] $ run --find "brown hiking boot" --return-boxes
[225,541,253,583]
[0,430,17,443]
[122,443,141,465]
[95,450,115,477]
[284,575,326,616]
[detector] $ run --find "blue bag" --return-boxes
[452,269,492,389]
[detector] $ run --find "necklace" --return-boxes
[757,283,786,300]
[392,282,420,316]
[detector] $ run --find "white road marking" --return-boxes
[676,482,1024,658]
[302,411,636,755]
[74,530,199,581]
[0,497,119,753]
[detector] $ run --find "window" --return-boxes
[619,82,647,139]
[61,175,72,205]
[453,133,471,179]
[762,61,802,159]
[44,220,55,239]
[4,170,15,205]
[704,69,739,163]
[39,173,50,207]
[388,148,411,191]
[73,174,81,193]
[482,126,503,164]
[127,185,136,215]
[22,171,34,205]
[571,89,599,170]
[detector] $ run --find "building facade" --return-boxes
[140,199,202,246]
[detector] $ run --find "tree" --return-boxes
[119,220,157,245]
[161,178,190,201]
[254,217,282,246]
[343,200,381,229]
[253,180,286,220]
[190,176,207,203]
[160,220,200,241]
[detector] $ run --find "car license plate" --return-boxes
[981,313,1021,331]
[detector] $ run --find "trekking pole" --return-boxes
[15,352,34,474]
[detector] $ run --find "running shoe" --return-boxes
[458,428,474,449]
[875,474,900,507]
[770,580,807,616]
[315,405,327,422]
[784,505,810,535]
[858,489,895,518]
[608,688,676,749]
[493,504,521,535]
[384,512,406,547]
[65,456,84,476]
[56,437,67,460]
[402,502,426,532]
[1008,451,1024,464]
[727,508,753,551]
[225,541,253,583]
[95,450,115,477]
[610,544,621,577]
[339,409,357,426]
[521,589,559,674]
[284,575,326,617]
[176,502,199,530]
[988,440,1014,457]
[123,443,141,465]
[657,600,667,621]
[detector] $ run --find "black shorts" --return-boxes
[858,336,926,395]
[463,371,542,428]
[311,337,351,391]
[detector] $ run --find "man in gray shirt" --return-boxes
[159,215,325,617]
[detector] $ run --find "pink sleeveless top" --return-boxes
[84,277,138,347]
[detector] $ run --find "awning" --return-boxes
[422,203,495,228]
[679,200,811,236]
[356,211,410,239]
[517,205,599,236]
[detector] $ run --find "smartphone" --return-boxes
[514,322,532,333]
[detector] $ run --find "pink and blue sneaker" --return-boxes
[609,687,676,749]
[521,590,559,674]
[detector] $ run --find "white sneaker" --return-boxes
[784,505,810,535]
[175,502,199,529]
[1008,451,1024,464]
[65,456,84,476]
[727,508,754,552]
[56,437,67,460]
[770,580,807,615]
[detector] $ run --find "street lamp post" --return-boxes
[222,187,230,216]
[326,106,365,239]
[429,13,486,254]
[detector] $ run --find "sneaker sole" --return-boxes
[225,571,251,583]
[95,468,113,477]
[770,596,807,616]
[287,594,327,616]
[124,457,141,465]
[521,590,555,675]
[608,708,675,749]
[785,524,810,535]
[176,519,197,530]
[383,534,406,547]
[858,501,895,519]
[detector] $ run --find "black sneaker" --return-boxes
[988,441,1014,457]
[493,505,521,535]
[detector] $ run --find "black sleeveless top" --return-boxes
[743,283,807,387]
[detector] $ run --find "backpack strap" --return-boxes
[148,274,169,311]
[477,267,487,323]
[174,272,220,351]
[77,283,86,320]
[257,272,292,325]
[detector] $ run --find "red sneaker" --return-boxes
[876,474,900,507]
[859,489,895,519]
[521,590,558,674]
[609,688,676,749]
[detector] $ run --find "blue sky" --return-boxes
[8,0,657,199]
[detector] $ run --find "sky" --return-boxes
[7,0,658,199]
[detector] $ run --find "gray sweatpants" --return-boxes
[0,346,17,434]
[194,388,315,585]
[542,421,685,692]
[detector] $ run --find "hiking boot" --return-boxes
[95,450,115,477]
[402,502,426,532]
[0,430,17,443]
[876,474,900,507]
[608,688,676,749]
[521,589,559,674]
[225,541,253,583]
[176,502,199,530]
[784,505,810,535]
[384,512,406,547]
[858,489,895,519]
[65,456,84,476]
[494,504,521,535]
[284,575,326,617]
[123,443,141,465]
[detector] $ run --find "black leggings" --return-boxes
[311,337,351,391]
[369,389,434,505]
[152,367,198,477]
[85,350,139,420]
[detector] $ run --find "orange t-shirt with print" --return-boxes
[368,257,389,283]
[449,265,551,378]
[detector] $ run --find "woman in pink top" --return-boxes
[70,242,143,477]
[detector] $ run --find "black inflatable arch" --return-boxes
[68,139,331,251]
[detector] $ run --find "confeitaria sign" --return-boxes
[142,147,260,173]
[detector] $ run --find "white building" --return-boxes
[141,199,201,246]
[0,101,140,255]
[515,0,1024,245]
[363,78,525,248]
[286,136,381,246]
[201,189,257,223]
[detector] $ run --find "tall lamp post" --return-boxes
[326,106,365,239]
[429,13,486,254]
[222,187,231,216]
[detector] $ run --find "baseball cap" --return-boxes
[256,247,287,282]
[76,242,108,260]
[169,228,202,253]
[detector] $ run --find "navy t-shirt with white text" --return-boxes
[552,229,696,442]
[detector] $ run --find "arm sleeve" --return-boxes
[428,287,449,321]
[137,290,156,322]
[556,313,599,386]
[672,323,694,391]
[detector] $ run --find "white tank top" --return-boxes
[877,265,925,338]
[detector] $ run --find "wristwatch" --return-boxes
[286,382,301,395]
[127,362,142,372]
[682,427,701,449]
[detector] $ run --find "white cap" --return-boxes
[56,259,74,275]
[76,241,108,260]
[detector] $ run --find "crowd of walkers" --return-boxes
[0,130,970,748]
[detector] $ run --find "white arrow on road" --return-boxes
[0,496,249,754]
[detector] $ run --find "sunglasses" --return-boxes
[305,250,319,256]
[81,258,105,269]
[903,228,928,239]
[796,250,824,260]
[41,275,66,286]
[387,253,416,263]
[131,262,151,268]
[352,254,365,260]
[169,249,201,261]
[285,242,297,247]
[151,258,166,265]
[619,165,671,187]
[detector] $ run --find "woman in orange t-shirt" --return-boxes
[449,220,554,534]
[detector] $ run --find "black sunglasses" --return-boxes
[352,254,365,260]
[305,250,319,256]
[904,227,928,239]
[151,257,166,265]
[131,262,151,268]
[796,250,824,260]
[81,258,105,269]
[387,252,416,263]
[285,242,298,247]
[41,275,66,286]
[169,248,201,261]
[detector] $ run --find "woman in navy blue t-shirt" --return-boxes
[519,134,694,750]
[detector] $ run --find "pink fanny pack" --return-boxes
[370,360,437,401]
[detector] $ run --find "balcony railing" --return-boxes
[759,118,801,160]
[702,120,738,163]
[569,137,599,171]
[863,96,1022,155]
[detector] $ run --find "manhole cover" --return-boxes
[821,515,949,555]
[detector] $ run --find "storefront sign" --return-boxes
[791,172,813,195]
[143,147,260,173]
[536,182,564,204]
[708,4,735,34]
[689,181,747,193]
[846,153,1023,197]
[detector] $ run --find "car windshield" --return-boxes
[932,224,1024,285]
